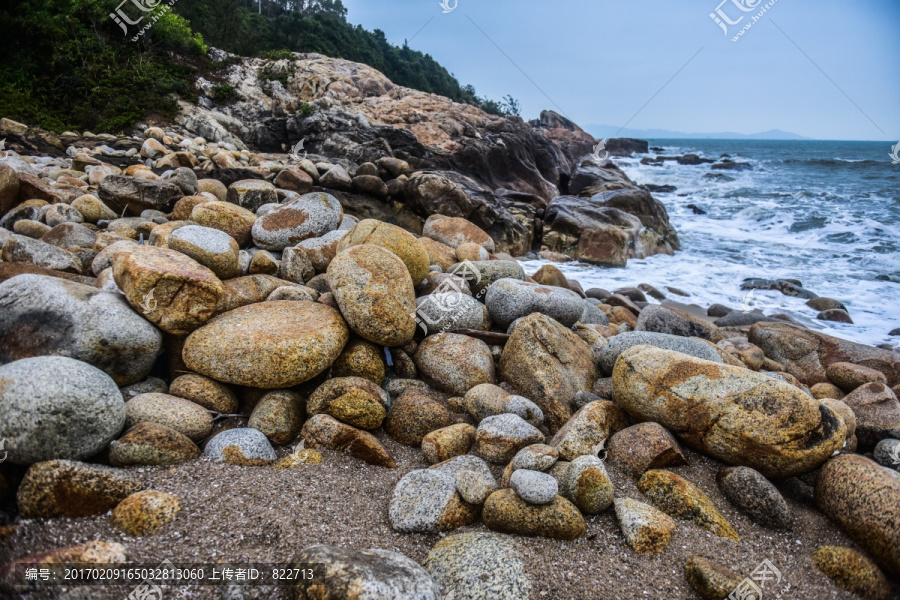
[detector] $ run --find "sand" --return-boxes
[2,431,895,600]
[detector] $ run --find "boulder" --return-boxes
[827,362,888,392]
[482,488,585,540]
[510,444,559,472]
[499,313,598,433]
[414,333,496,395]
[0,274,162,384]
[183,301,349,388]
[485,278,585,328]
[337,219,430,284]
[463,383,544,426]
[2,234,83,273]
[635,305,717,340]
[226,179,277,212]
[561,454,614,514]
[295,229,347,273]
[422,423,476,464]
[251,192,342,251]
[124,393,213,441]
[190,201,257,246]
[331,338,386,385]
[289,545,441,600]
[422,214,495,251]
[749,322,900,386]
[474,414,545,464]
[168,225,241,279]
[423,532,531,600]
[612,346,848,478]
[308,377,388,431]
[813,546,892,600]
[112,244,224,335]
[385,389,452,446]
[17,460,142,518]
[327,244,416,346]
[815,454,900,578]
[389,469,478,533]
[0,164,20,217]
[168,373,238,414]
[447,260,526,296]
[840,382,900,447]
[0,356,125,465]
[248,390,305,444]
[98,175,183,214]
[414,293,485,336]
[510,469,558,505]
[301,414,396,467]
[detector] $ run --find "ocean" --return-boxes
[521,140,900,347]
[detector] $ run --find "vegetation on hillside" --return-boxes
[0,0,519,134]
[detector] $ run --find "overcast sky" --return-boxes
[341,0,899,140]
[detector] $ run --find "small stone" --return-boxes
[301,414,396,467]
[475,414,545,464]
[17,460,142,518]
[205,428,276,465]
[109,422,200,466]
[811,382,845,400]
[2,233,83,273]
[248,390,304,445]
[110,490,181,536]
[455,470,490,505]
[684,557,743,600]
[124,393,213,441]
[273,446,323,470]
[482,488,585,540]
[614,497,676,554]
[813,546,891,600]
[717,466,792,530]
[841,382,900,447]
[638,470,739,541]
[422,423,476,464]
[168,373,238,414]
[423,532,531,600]
[389,469,478,533]
[71,194,117,223]
[510,469,558,505]
[511,444,559,472]
[562,454,614,514]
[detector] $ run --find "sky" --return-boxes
[341,0,900,141]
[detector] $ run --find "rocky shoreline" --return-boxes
[0,49,899,600]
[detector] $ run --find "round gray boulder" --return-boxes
[510,469,558,505]
[485,278,585,328]
[598,330,724,375]
[251,192,342,251]
[0,356,125,465]
[0,274,163,385]
[414,292,485,335]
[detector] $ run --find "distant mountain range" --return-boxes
[584,125,811,141]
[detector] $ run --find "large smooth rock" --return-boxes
[635,305,717,340]
[717,466,792,530]
[98,175,183,214]
[0,274,162,384]
[112,244,224,335]
[414,333,496,395]
[124,393,213,441]
[337,219,430,284]
[841,382,900,447]
[510,469,558,505]
[423,532,531,600]
[108,422,200,466]
[168,225,241,280]
[251,192,342,251]
[0,357,125,465]
[2,234,83,273]
[190,200,257,246]
[815,454,900,578]
[612,346,848,478]
[414,292,485,336]
[389,469,478,533]
[598,331,724,376]
[499,313,598,433]
[289,545,441,600]
[638,469,739,541]
[482,488,585,540]
[17,460,142,518]
[749,322,900,386]
[485,278,585,328]
[183,301,349,388]
[327,244,416,346]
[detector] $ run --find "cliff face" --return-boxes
[179,51,678,261]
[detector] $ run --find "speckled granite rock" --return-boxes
[717,466,792,530]
[549,400,627,461]
[124,393,213,441]
[17,460,142,518]
[251,192,342,251]
[168,373,238,414]
[301,414,396,467]
[485,278,585,328]
[204,428,277,466]
[510,469,558,505]
[607,422,687,477]
[510,444,559,472]
[614,498,676,554]
[289,545,441,600]
[248,390,304,445]
[386,389,452,447]
[684,556,743,600]
[422,423,476,464]
[638,469,739,541]
[110,490,181,536]
[482,488,585,540]
[598,330,723,375]
[414,333,496,396]
[423,532,531,600]
[813,546,891,600]
[389,469,478,533]
[562,454,614,514]
[109,422,200,466]
[308,377,387,431]
[475,414,545,464]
